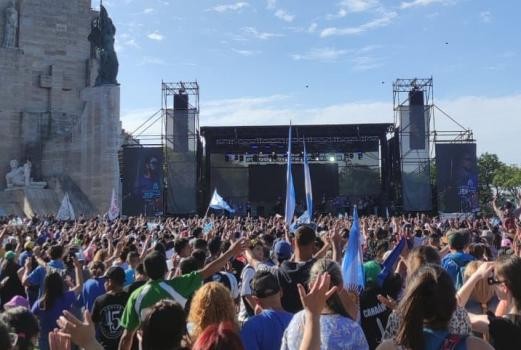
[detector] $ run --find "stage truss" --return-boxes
[392,77,475,212]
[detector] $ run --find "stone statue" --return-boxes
[88,5,119,86]
[2,0,18,49]
[5,160,24,188]
[24,160,31,186]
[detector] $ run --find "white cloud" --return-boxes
[143,8,154,14]
[308,23,318,33]
[240,27,283,40]
[292,47,349,62]
[320,11,397,37]
[209,2,249,13]
[232,48,261,56]
[400,0,452,10]
[351,55,384,71]
[147,31,164,41]
[339,0,380,13]
[266,0,277,10]
[480,11,492,23]
[138,56,167,65]
[274,9,295,22]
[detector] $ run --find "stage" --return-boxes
[199,123,397,216]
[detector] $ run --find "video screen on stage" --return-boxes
[436,143,479,213]
[122,147,164,216]
[249,164,339,203]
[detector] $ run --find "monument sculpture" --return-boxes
[2,0,17,48]
[0,0,121,216]
[5,160,47,189]
[5,160,24,187]
[88,4,119,86]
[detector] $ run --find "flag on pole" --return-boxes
[303,139,313,223]
[107,189,120,221]
[209,189,235,213]
[284,125,296,227]
[376,237,405,287]
[341,206,365,293]
[57,193,75,221]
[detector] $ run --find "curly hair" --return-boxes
[188,282,238,340]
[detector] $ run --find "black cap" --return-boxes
[251,270,280,298]
[104,266,126,286]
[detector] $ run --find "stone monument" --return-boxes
[0,0,122,216]
[1,0,17,48]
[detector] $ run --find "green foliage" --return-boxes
[492,164,521,200]
[477,153,504,213]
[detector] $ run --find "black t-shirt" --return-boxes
[360,287,392,350]
[488,313,521,350]
[124,280,147,296]
[278,259,315,313]
[92,291,129,350]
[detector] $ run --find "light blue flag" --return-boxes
[341,206,365,293]
[209,189,235,213]
[203,221,214,235]
[285,126,296,227]
[303,140,313,224]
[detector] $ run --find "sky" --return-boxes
[100,0,521,165]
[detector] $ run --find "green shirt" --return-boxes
[121,272,202,331]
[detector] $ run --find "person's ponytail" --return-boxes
[396,265,456,350]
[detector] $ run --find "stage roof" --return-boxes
[201,123,394,153]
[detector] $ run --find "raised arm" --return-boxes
[199,238,247,279]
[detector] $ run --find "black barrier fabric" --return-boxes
[248,164,339,202]
[436,143,479,213]
[122,147,164,216]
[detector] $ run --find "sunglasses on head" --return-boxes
[487,276,506,285]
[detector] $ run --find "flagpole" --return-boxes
[204,188,216,219]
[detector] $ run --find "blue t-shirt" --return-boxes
[18,250,32,266]
[80,277,106,312]
[441,252,474,288]
[125,268,135,287]
[32,291,76,350]
[27,260,66,296]
[424,328,467,350]
[241,309,293,350]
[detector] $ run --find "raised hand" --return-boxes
[297,273,338,316]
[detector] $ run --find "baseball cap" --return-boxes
[104,266,126,285]
[274,240,292,261]
[4,295,30,310]
[251,270,280,298]
[364,260,382,286]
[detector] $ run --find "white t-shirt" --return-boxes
[238,264,255,322]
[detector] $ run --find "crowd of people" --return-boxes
[0,196,520,350]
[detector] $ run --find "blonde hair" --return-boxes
[188,282,238,339]
[464,261,494,312]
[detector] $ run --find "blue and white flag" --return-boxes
[377,237,405,287]
[341,206,365,293]
[285,126,296,227]
[209,189,235,213]
[203,221,214,235]
[57,193,75,221]
[303,140,313,224]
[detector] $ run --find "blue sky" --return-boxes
[101,0,521,164]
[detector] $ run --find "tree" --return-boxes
[493,165,521,200]
[477,153,504,212]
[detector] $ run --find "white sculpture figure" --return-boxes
[2,0,18,49]
[24,160,31,186]
[5,160,25,188]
